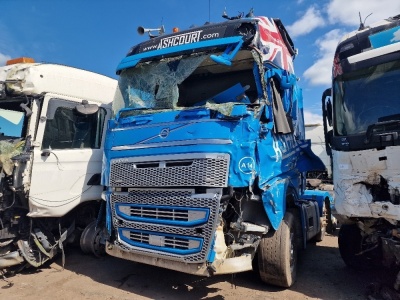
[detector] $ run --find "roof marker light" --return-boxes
[6,57,35,66]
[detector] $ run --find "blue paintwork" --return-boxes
[369,25,400,49]
[104,16,326,265]
[210,39,244,66]
[117,36,244,72]
[302,189,334,217]
[206,237,216,263]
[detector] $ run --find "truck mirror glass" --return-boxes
[326,98,333,127]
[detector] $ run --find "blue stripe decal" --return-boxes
[116,36,244,71]
[118,228,203,255]
[115,203,210,226]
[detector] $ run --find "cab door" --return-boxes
[28,96,110,217]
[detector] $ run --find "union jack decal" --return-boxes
[253,17,294,74]
[332,53,342,78]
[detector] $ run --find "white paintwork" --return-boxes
[305,124,331,175]
[28,95,108,217]
[338,19,390,44]
[0,62,117,218]
[347,42,400,64]
[1,63,117,103]
[332,147,400,222]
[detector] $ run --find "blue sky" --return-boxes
[1,0,399,123]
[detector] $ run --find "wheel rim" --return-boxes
[80,221,105,257]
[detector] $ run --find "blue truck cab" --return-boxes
[101,14,329,288]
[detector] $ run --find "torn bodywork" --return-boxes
[104,14,327,288]
[322,14,400,290]
[0,61,117,274]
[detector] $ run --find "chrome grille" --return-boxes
[116,203,208,224]
[125,206,191,221]
[109,153,229,187]
[120,229,202,253]
[110,188,220,263]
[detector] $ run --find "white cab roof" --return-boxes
[0,63,117,104]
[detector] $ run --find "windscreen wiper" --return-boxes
[364,119,400,144]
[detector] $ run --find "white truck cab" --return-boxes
[0,57,117,271]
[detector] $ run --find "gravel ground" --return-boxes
[0,230,396,300]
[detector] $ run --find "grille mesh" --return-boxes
[110,157,229,187]
[111,189,220,263]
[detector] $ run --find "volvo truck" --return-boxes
[0,57,117,273]
[321,14,400,289]
[102,12,330,288]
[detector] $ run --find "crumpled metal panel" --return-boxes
[333,146,400,222]
[261,177,288,230]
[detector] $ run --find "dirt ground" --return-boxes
[0,230,396,300]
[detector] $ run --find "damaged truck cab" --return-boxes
[102,15,328,288]
[322,15,400,277]
[0,58,117,272]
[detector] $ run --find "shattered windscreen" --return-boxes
[334,60,400,135]
[0,99,27,175]
[112,51,259,118]
[113,55,207,116]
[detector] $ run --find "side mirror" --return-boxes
[75,100,99,115]
[322,88,332,156]
[326,98,333,127]
[41,149,51,157]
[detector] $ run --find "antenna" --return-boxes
[245,8,254,18]
[221,8,245,20]
[358,12,373,31]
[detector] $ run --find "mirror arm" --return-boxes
[210,39,244,66]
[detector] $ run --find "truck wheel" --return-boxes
[258,211,298,288]
[338,224,372,269]
[80,220,106,257]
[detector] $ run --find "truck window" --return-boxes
[42,106,106,149]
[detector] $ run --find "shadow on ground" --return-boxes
[8,230,397,300]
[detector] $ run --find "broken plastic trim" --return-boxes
[210,39,244,66]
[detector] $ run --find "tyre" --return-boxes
[80,220,106,257]
[258,211,298,288]
[338,224,374,269]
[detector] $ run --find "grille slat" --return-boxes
[121,229,202,252]
[129,208,190,220]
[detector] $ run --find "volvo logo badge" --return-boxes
[159,128,170,138]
